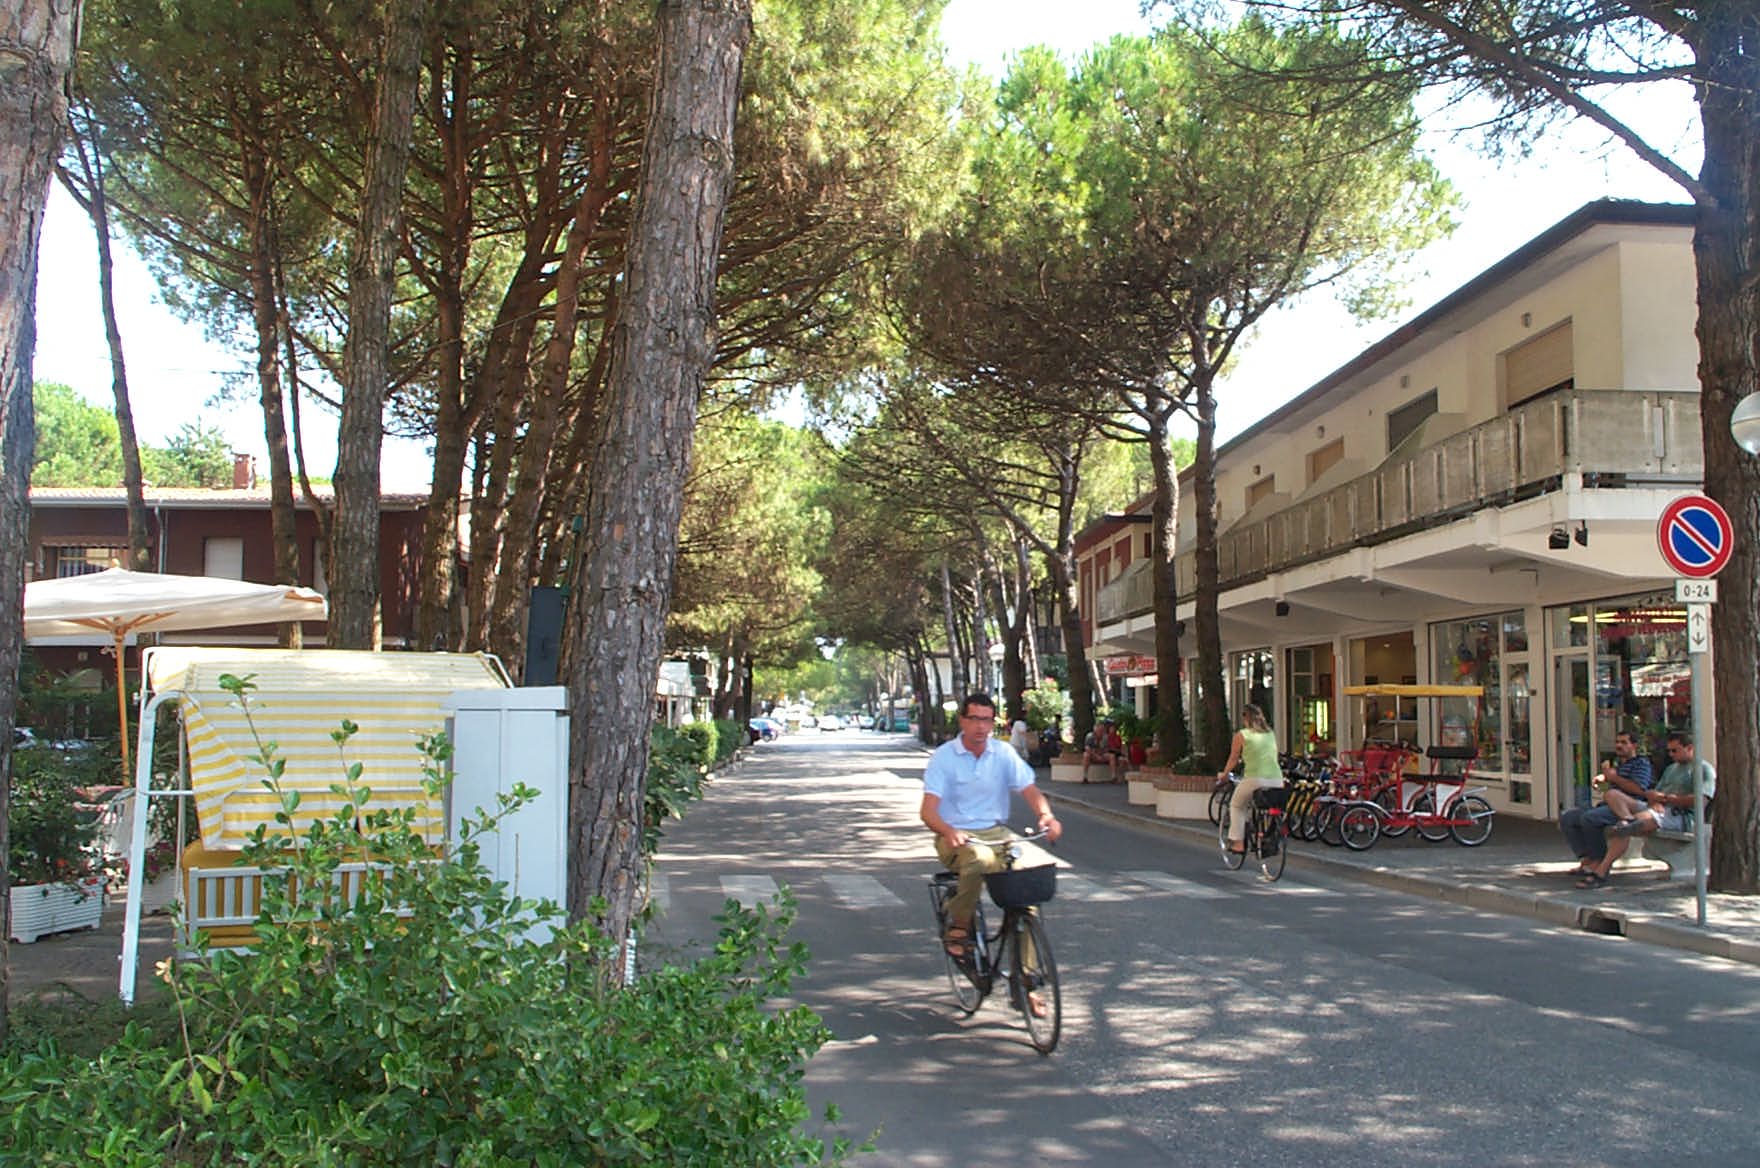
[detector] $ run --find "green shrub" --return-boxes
[0,677,854,1167]
[1022,679,1068,733]
[677,720,716,767]
[646,724,708,857]
[713,717,743,764]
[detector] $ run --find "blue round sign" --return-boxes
[1657,494,1733,578]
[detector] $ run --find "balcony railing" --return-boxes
[1096,389,1702,625]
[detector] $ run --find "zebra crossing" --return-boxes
[646,864,1328,913]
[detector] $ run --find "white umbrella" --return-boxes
[23,568,327,775]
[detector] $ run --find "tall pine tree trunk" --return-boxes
[1148,416,1190,764]
[1693,6,1760,892]
[330,0,429,647]
[0,0,77,1045]
[565,0,751,952]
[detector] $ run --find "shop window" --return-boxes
[1430,610,1530,776]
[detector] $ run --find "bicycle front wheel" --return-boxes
[1219,805,1246,869]
[1339,805,1381,851]
[930,884,983,1014]
[1012,912,1062,1055]
[1375,787,1411,838]
[1208,782,1230,826]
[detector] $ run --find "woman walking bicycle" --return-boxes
[1219,704,1282,857]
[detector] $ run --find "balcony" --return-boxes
[1096,389,1701,625]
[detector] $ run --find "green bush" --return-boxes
[0,677,854,1167]
[646,724,709,857]
[713,717,743,764]
[677,720,716,767]
[1022,679,1069,733]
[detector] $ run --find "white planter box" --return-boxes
[1049,760,1089,784]
[9,878,104,944]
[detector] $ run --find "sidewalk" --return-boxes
[1044,771,1760,967]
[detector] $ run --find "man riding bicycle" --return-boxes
[920,692,1062,1012]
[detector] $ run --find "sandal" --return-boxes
[1575,872,1609,889]
[943,923,973,958]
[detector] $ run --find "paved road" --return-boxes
[644,732,1760,1168]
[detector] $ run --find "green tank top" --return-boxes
[1241,728,1280,780]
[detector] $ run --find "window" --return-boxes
[1306,438,1345,485]
[43,544,125,578]
[1502,320,1574,407]
[204,536,245,580]
[1245,475,1276,510]
[1430,610,1530,776]
[1386,389,1438,454]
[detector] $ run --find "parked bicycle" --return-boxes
[926,828,1062,1054]
[1218,786,1289,881]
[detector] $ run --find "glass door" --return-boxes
[1553,654,1591,815]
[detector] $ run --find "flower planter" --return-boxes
[1048,759,1089,784]
[9,877,104,944]
[1153,775,1216,821]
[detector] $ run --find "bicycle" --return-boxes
[926,828,1062,1055]
[1218,784,1289,881]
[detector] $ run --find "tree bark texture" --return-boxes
[0,0,76,1042]
[330,0,429,648]
[1192,377,1230,765]
[1148,420,1190,763]
[565,0,751,948]
[1692,4,1760,892]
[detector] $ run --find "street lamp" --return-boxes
[1732,391,1760,455]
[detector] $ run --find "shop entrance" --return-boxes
[1347,631,1417,748]
[1284,642,1335,756]
[1553,653,1592,814]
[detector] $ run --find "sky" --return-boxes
[31,1,1700,489]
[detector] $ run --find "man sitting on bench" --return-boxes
[1573,731,1715,889]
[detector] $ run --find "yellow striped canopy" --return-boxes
[146,648,510,849]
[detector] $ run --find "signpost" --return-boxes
[1657,494,1732,926]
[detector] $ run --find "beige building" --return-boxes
[1084,200,1706,821]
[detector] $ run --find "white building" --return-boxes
[1081,200,1705,820]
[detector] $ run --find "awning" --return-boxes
[146,647,509,849]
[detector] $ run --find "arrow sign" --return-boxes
[1658,494,1733,579]
[1687,604,1710,654]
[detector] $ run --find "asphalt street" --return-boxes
[643,731,1760,1168]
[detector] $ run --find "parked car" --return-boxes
[749,716,783,742]
[887,711,911,732]
[818,714,843,732]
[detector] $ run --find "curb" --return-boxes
[1049,786,1760,969]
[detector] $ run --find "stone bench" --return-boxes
[1636,828,1699,876]
[1126,767,1171,805]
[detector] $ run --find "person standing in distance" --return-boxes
[921,692,1062,968]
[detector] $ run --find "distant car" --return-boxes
[818,714,843,732]
[749,716,782,742]
[855,714,874,729]
[888,711,911,731]
[798,713,817,729]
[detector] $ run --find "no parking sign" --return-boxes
[1657,494,1733,579]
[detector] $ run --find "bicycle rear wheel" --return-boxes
[1012,912,1062,1054]
[1258,816,1288,882]
[929,883,983,1014]
[1219,805,1246,869]
[1450,794,1495,846]
[1315,800,1345,847]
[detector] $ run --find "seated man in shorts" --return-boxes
[1574,731,1715,888]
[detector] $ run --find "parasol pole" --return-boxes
[113,629,131,778]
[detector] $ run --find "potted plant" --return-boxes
[8,740,109,943]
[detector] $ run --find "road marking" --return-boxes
[1057,874,1134,903]
[1122,870,1232,900]
[823,873,905,909]
[720,874,781,905]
